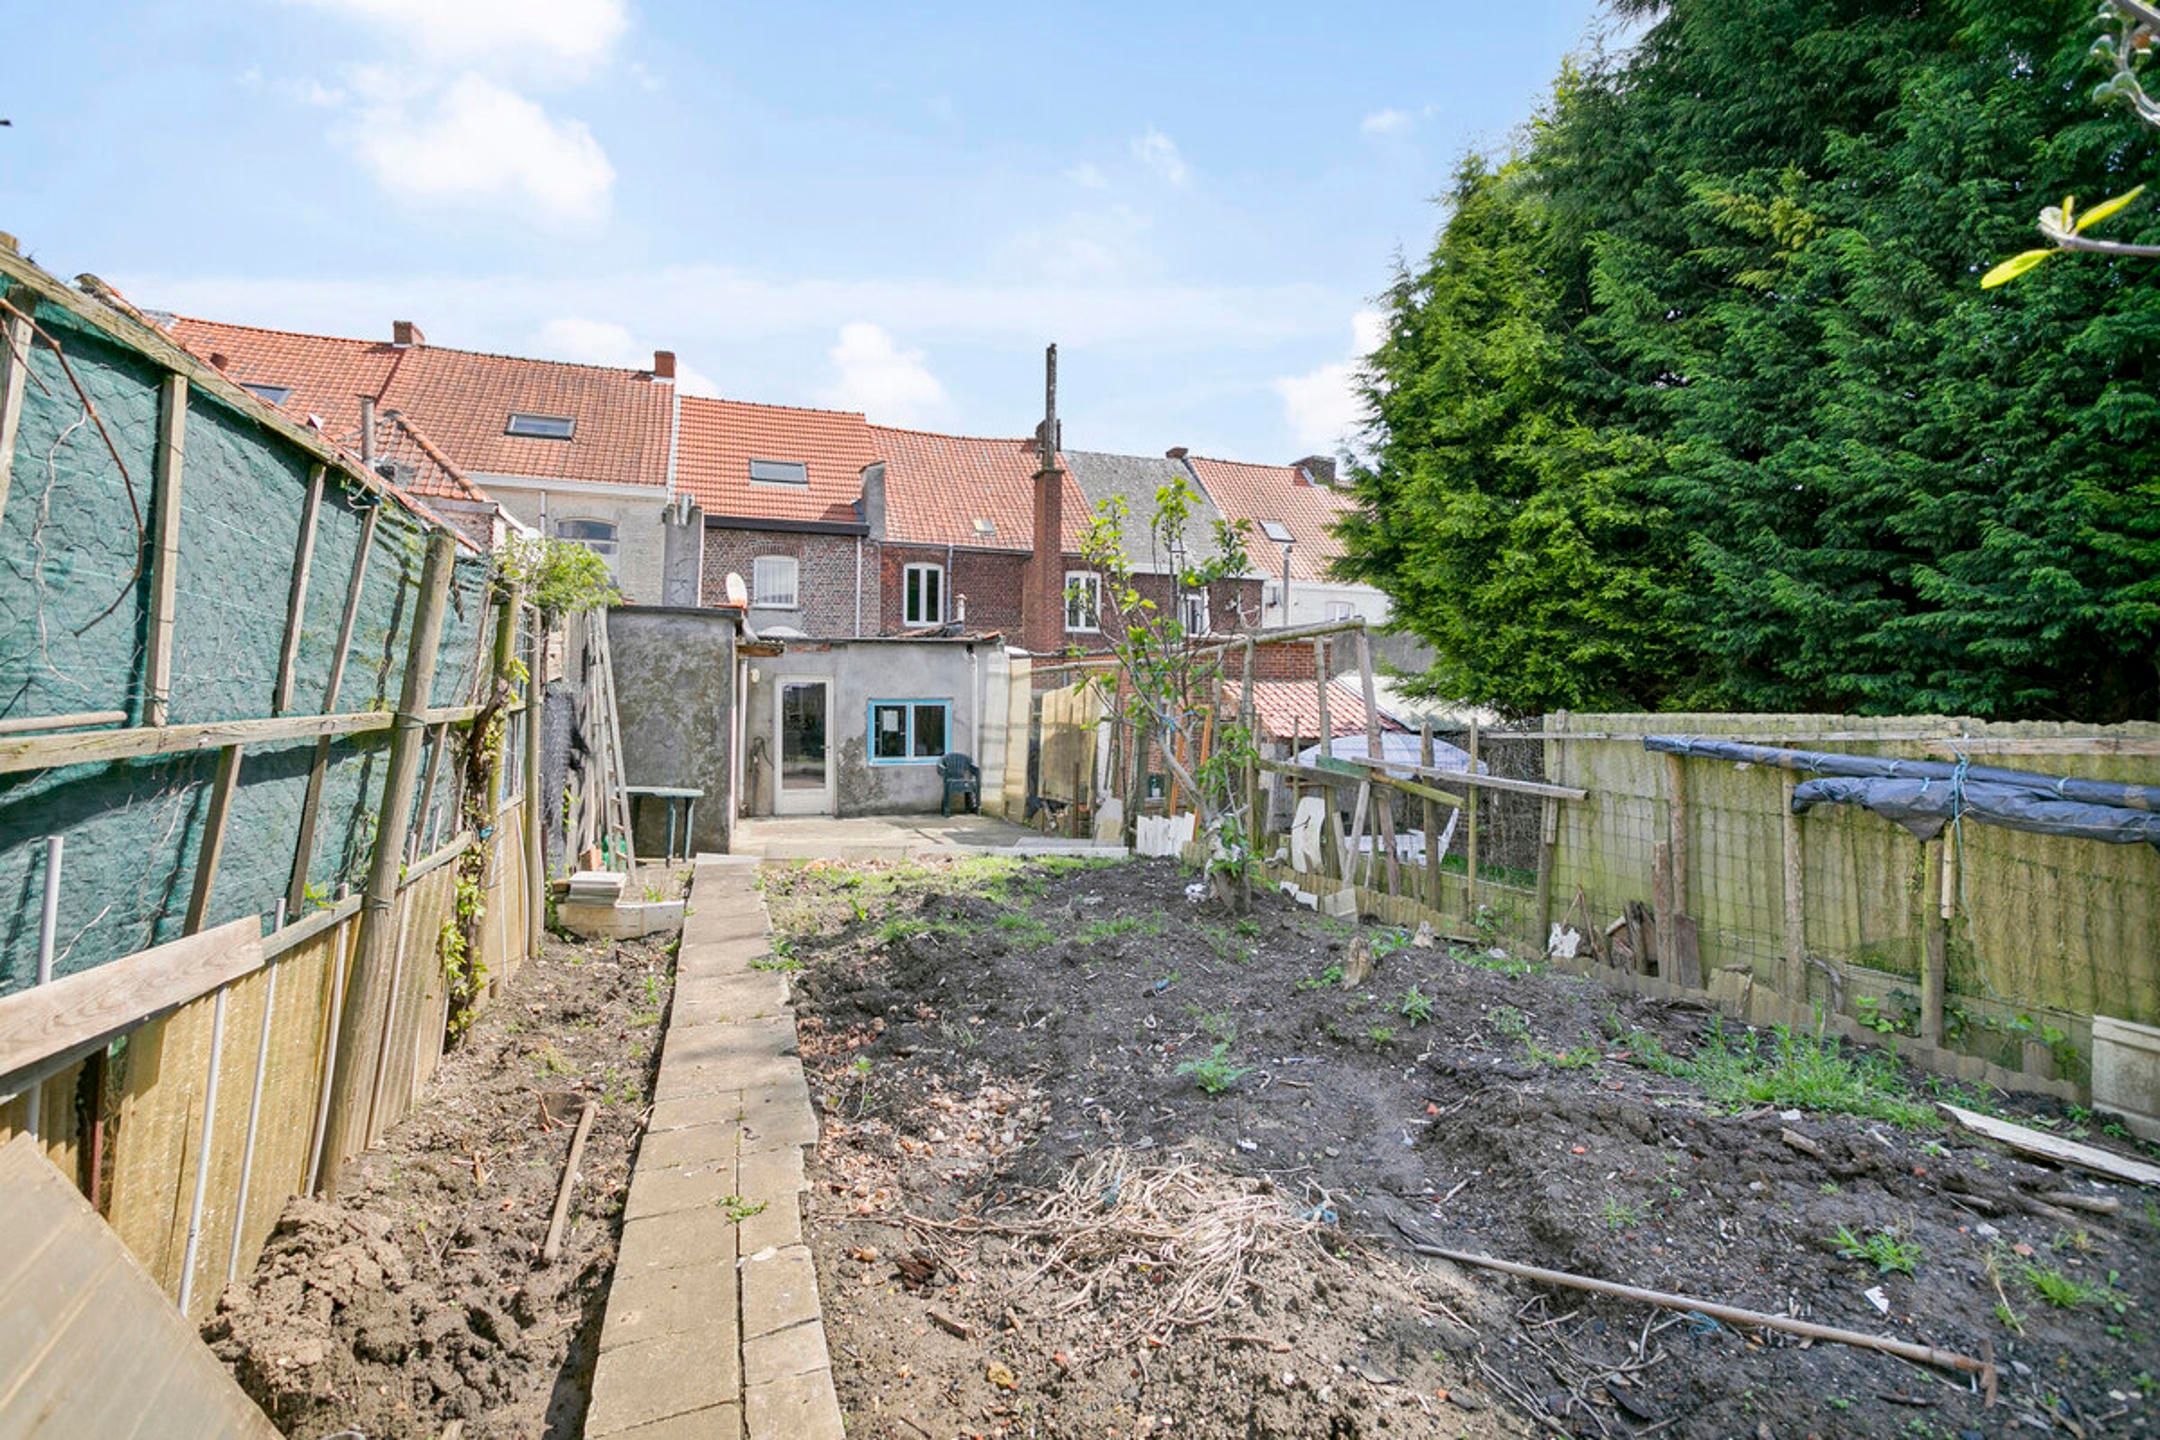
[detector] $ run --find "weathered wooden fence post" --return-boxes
[523,605,546,961]
[314,532,457,1194]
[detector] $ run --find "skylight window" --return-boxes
[242,382,294,406]
[748,458,809,485]
[972,518,996,537]
[1260,520,1295,544]
[505,412,576,439]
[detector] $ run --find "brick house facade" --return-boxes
[701,525,870,636]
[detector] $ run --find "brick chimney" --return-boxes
[1293,454,1337,486]
[1023,343,1068,654]
[391,320,424,348]
[651,349,676,380]
[1165,446,1188,460]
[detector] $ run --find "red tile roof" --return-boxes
[871,426,1088,553]
[1242,677,1405,743]
[167,316,673,490]
[373,411,492,506]
[679,396,874,525]
[1186,455,1355,585]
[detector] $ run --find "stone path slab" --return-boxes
[586,857,841,1439]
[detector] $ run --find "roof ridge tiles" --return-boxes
[683,394,869,422]
[173,314,663,379]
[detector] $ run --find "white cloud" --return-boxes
[283,0,626,71]
[1064,162,1108,190]
[533,316,722,395]
[1131,128,1189,187]
[347,72,615,225]
[1274,310,1385,454]
[1003,205,1155,284]
[1361,107,1412,136]
[820,323,948,424]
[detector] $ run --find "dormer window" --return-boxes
[506,412,576,439]
[1260,520,1294,544]
[749,458,809,486]
[241,382,294,406]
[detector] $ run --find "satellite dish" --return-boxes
[724,571,748,607]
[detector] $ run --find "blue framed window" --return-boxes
[868,698,951,764]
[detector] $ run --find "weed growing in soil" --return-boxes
[995,912,1055,947]
[1298,964,1345,991]
[718,1195,769,1223]
[1603,1198,1647,1229]
[1687,1021,1936,1128]
[1399,986,1433,1027]
[1184,1007,1237,1044]
[2024,1263,2132,1312]
[1834,1224,1922,1275]
[1529,1039,1600,1070]
[1079,914,1162,944]
[1486,1005,1528,1040]
[1176,1041,1250,1095]
[1368,1025,1396,1047]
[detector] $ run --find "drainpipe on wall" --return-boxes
[854,536,863,637]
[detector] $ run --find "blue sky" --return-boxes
[2,0,1607,459]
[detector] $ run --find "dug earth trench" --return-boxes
[766,854,2160,1440]
[202,916,679,1439]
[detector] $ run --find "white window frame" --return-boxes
[752,555,800,610]
[1180,588,1211,637]
[1324,599,1355,623]
[748,458,809,486]
[903,563,945,627]
[555,517,619,580]
[507,412,576,439]
[1064,570,1101,633]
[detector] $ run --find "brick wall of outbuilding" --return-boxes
[702,526,867,635]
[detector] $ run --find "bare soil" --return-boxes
[765,855,2160,1440]
[203,923,677,1439]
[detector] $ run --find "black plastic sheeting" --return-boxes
[1643,736,2160,849]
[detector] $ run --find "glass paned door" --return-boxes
[776,680,831,813]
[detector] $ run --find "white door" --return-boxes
[774,679,833,815]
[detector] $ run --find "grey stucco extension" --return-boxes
[607,606,740,853]
[743,638,1005,816]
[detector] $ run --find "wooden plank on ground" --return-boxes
[1939,1103,2160,1187]
[0,1134,281,1438]
[0,918,261,1090]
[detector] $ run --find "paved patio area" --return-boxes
[729,813,1124,862]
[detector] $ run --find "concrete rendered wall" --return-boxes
[488,484,671,605]
[742,640,991,816]
[606,606,737,854]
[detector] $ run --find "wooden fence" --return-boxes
[0,245,552,1320]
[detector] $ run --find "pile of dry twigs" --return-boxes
[911,1149,1343,1349]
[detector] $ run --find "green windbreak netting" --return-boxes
[0,293,494,993]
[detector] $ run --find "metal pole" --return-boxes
[25,836,62,1139]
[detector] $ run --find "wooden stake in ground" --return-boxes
[315,531,457,1195]
[541,1100,597,1263]
[144,373,187,727]
[1353,626,1400,894]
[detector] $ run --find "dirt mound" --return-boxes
[206,1198,540,1436]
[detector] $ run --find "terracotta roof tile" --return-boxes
[871,426,1087,553]
[679,396,873,525]
[1186,455,1355,584]
[1242,677,1405,743]
[167,316,672,490]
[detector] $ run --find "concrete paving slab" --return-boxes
[617,1204,739,1277]
[739,1243,822,1339]
[663,1018,797,1069]
[608,1403,744,1440]
[599,1256,740,1354]
[654,1053,802,1104]
[624,1158,739,1221]
[743,1319,831,1387]
[585,1328,741,1437]
[634,1120,741,1172]
[646,1091,749,1134]
[744,1367,846,1440]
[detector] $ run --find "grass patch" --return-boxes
[993,911,1055,947]
[2023,1263,2132,1312]
[1834,1224,1922,1275]
[1687,1022,1936,1129]
[1077,914,1162,945]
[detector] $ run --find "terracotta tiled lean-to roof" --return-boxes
[677,396,876,526]
[870,425,1088,553]
[167,316,674,490]
[1243,677,1406,743]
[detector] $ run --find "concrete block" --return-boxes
[744,1319,831,1387]
[739,1243,822,1338]
[738,1077,819,1155]
[599,1256,739,1354]
[560,899,687,941]
[585,1328,740,1437]
[617,1204,739,1277]
[734,1146,806,1252]
[744,1368,845,1440]
[2094,1015,2160,1142]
